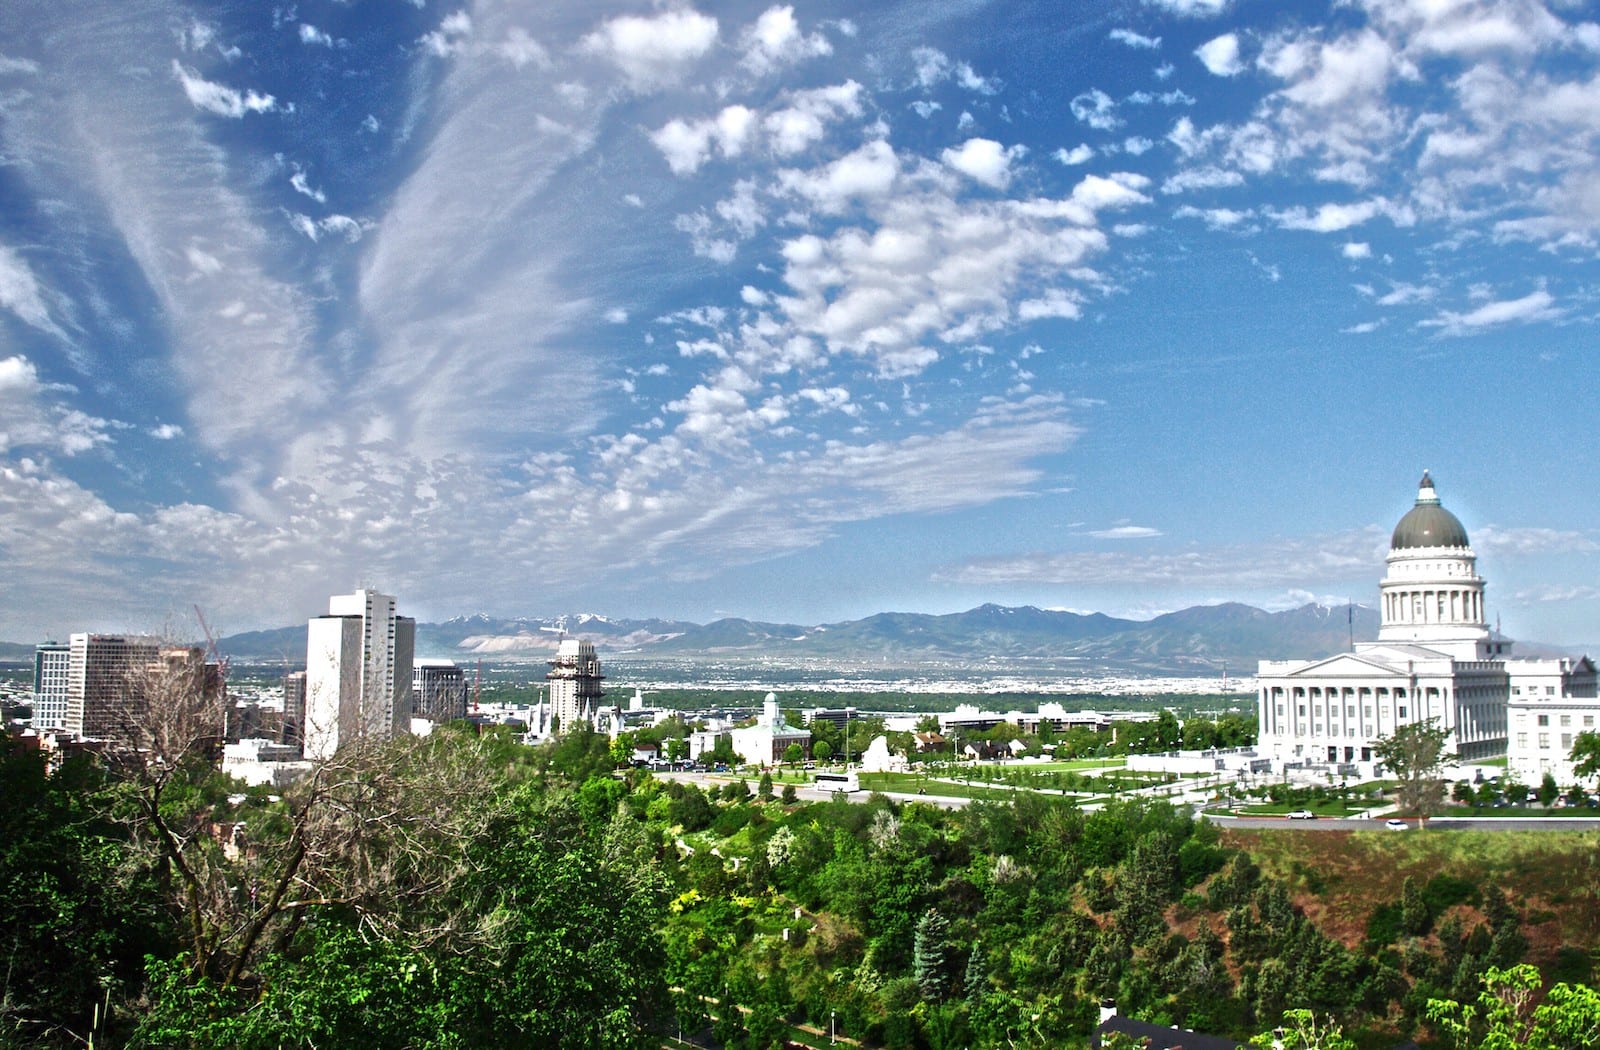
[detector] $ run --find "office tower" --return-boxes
[547,638,603,733]
[303,589,415,760]
[282,670,307,748]
[31,642,70,730]
[64,634,162,741]
[413,660,468,723]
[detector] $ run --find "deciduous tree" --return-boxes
[1374,718,1452,816]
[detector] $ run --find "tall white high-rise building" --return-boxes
[65,634,163,741]
[547,638,604,733]
[304,589,415,760]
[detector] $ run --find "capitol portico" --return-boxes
[1258,473,1514,777]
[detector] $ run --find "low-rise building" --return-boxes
[1506,656,1599,787]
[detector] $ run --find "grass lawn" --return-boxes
[856,772,1044,801]
[1234,801,1380,817]
[1443,805,1600,817]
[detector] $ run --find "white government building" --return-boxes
[1258,473,1596,783]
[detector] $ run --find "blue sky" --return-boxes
[1,0,1597,646]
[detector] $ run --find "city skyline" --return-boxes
[1,1,1597,646]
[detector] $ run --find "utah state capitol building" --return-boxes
[1257,472,1596,783]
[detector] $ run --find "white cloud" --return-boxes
[739,5,831,75]
[0,55,41,75]
[650,105,756,175]
[936,527,1387,590]
[150,423,184,439]
[1055,144,1095,165]
[763,81,864,155]
[1196,33,1244,76]
[1420,289,1563,336]
[1341,320,1383,334]
[0,242,68,340]
[1124,136,1154,155]
[652,83,862,173]
[419,10,472,58]
[580,8,719,91]
[171,61,278,117]
[290,170,325,204]
[1342,241,1371,259]
[1161,166,1244,194]
[1174,204,1253,229]
[1270,199,1386,232]
[1089,525,1162,539]
[1372,281,1436,306]
[1109,29,1161,50]
[776,139,899,213]
[1070,89,1121,130]
[912,47,950,89]
[299,24,334,48]
[1142,0,1229,16]
[0,356,112,456]
[497,28,551,69]
[941,138,1026,189]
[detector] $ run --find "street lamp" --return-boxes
[830,1009,837,1045]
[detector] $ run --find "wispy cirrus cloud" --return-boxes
[936,527,1388,590]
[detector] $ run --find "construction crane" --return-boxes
[193,605,231,743]
[193,605,229,685]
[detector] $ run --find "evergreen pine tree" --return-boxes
[1401,876,1430,936]
[913,908,951,1001]
[963,941,988,1001]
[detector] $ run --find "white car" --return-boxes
[1385,818,1409,830]
[1287,809,1317,820]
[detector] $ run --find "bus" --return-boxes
[814,771,860,793]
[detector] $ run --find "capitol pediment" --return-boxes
[1275,652,1413,679]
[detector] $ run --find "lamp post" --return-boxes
[830,1009,837,1045]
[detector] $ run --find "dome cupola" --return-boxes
[1390,471,1470,550]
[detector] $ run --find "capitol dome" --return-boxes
[1391,471,1470,550]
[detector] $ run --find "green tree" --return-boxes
[1570,731,1600,784]
[0,737,169,1045]
[758,771,775,801]
[1538,771,1560,807]
[1154,709,1181,749]
[1374,718,1452,816]
[1401,875,1431,936]
[1249,1009,1356,1050]
[812,739,833,762]
[913,909,951,1001]
[1427,964,1600,1050]
[784,742,805,767]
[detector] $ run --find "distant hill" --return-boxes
[199,601,1388,673]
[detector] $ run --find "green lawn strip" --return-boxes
[857,774,1036,801]
[1440,806,1600,818]
[1234,801,1379,817]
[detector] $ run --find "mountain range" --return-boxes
[197,602,1391,674]
[6,603,1582,675]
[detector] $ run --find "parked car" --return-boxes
[1385,819,1409,830]
[1287,809,1317,820]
